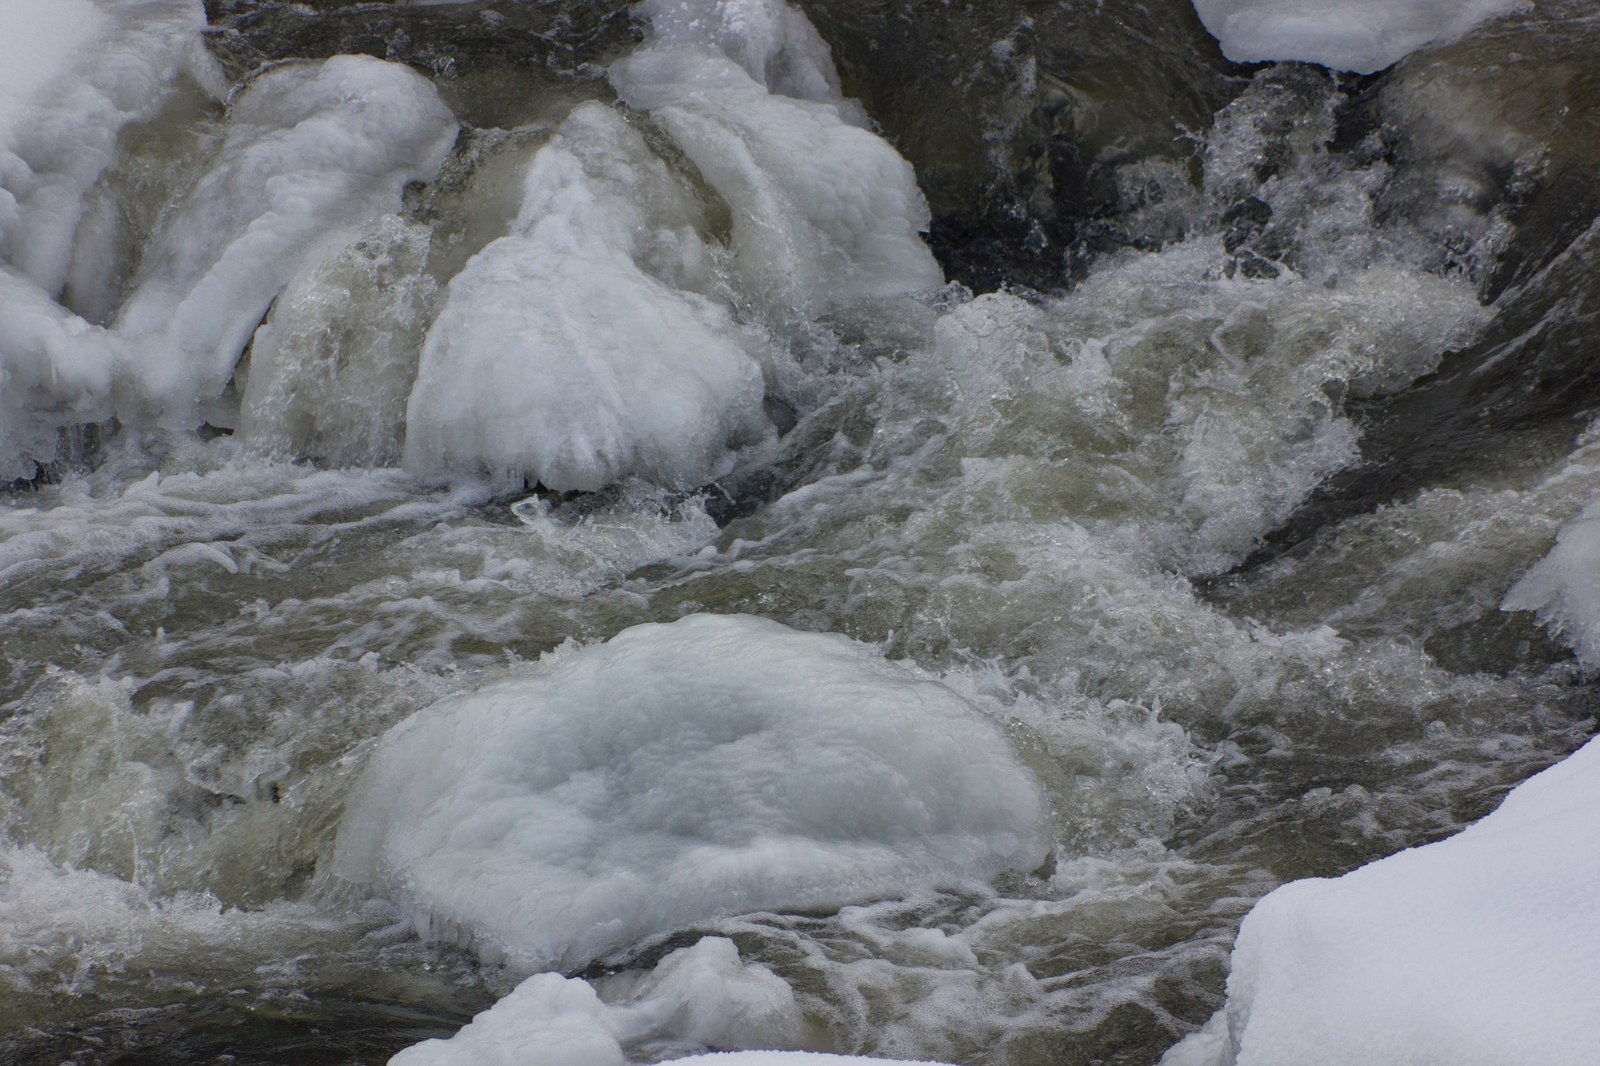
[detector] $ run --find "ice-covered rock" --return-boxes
[1503,489,1600,667]
[405,0,942,493]
[392,937,809,1066]
[1190,0,1528,73]
[0,0,221,297]
[333,614,1052,972]
[0,48,457,478]
[1162,733,1600,1066]
[115,55,458,428]
[611,0,943,320]
[402,103,767,492]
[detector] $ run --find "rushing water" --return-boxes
[2,1,1598,1063]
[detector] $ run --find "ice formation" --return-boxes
[0,35,457,479]
[114,57,457,427]
[1190,0,1528,73]
[401,103,768,492]
[406,0,941,491]
[611,0,943,319]
[1162,733,1600,1066]
[0,0,221,296]
[333,614,1052,972]
[392,937,811,1066]
[1503,488,1600,667]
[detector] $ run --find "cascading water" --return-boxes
[2,1,1597,1063]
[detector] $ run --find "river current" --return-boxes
[2,1,1598,1063]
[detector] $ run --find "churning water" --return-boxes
[2,0,1598,1063]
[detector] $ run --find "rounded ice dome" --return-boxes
[332,614,1053,971]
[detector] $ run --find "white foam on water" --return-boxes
[0,446,478,591]
[402,102,768,492]
[885,244,1485,579]
[1190,0,1528,73]
[610,0,943,321]
[332,614,1053,973]
[1161,733,1600,1066]
[0,842,340,1003]
[392,937,811,1066]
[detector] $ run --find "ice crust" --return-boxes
[1162,733,1600,1066]
[1190,0,1528,73]
[0,0,221,297]
[116,56,457,426]
[406,0,940,491]
[333,614,1052,972]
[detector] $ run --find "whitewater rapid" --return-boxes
[2,0,1597,1064]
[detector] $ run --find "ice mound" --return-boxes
[393,937,809,1066]
[1503,490,1600,667]
[1190,0,1528,73]
[1162,734,1600,1066]
[402,103,767,492]
[333,614,1052,972]
[0,0,108,147]
[610,0,943,319]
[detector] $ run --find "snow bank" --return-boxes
[1503,491,1600,666]
[402,103,767,492]
[611,0,942,319]
[333,614,1052,972]
[1190,0,1528,73]
[1162,733,1600,1066]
